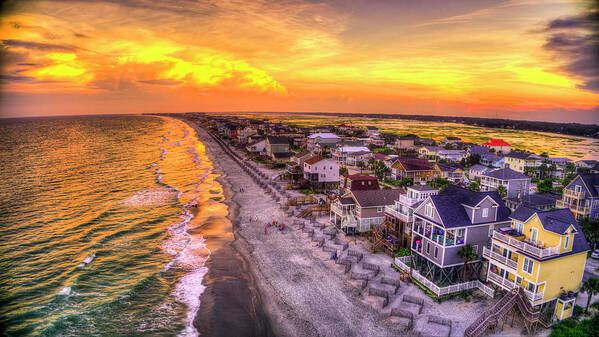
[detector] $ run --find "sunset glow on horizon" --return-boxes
[1,0,598,123]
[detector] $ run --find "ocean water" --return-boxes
[0,115,223,336]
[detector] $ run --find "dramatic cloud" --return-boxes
[1,39,79,52]
[543,5,599,93]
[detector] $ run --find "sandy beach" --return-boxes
[178,116,552,337]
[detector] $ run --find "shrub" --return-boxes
[396,248,411,257]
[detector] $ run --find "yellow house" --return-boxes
[504,152,542,173]
[484,206,589,322]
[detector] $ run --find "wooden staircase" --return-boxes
[371,220,400,254]
[464,287,543,337]
[298,204,329,218]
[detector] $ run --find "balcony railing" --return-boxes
[487,271,515,290]
[487,272,544,302]
[563,189,585,200]
[556,200,591,215]
[399,194,419,206]
[330,203,344,215]
[492,231,560,259]
[483,247,518,270]
[384,205,413,223]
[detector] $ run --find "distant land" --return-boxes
[222,112,599,139]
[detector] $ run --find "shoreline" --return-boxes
[182,118,274,337]
[177,116,407,337]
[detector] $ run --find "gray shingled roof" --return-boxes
[266,136,289,144]
[352,189,402,207]
[506,193,560,207]
[417,185,510,228]
[482,168,529,180]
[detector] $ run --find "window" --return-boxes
[531,228,538,243]
[575,185,581,193]
[434,247,439,258]
[425,204,434,218]
[377,207,383,213]
[564,235,570,249]
[482,208,489,218]
[523,257,533,274]
[516,276,522,285]
[426,242,430,254]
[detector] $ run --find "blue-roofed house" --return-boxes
[410,185,511,286]
[480,153,505,168]
[484,206,589,321]
[556,173,599,220]
[480,168,531,199]
[469,164,491,179]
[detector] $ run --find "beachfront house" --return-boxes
[411,185,511,286]
[306,132,341,152]
[556,173,599,220]
[266,136,293,163]
[246,138,266,154]
[484,207,589,322]
[302,156,339,189]
[434,162,465,182]
[505,152,543,175]
[391,157,436,183]
[481,139,511,154]
[291,150,313,167]
[480,168,531,199]
[383,185,439,250]
[329,189,401,234]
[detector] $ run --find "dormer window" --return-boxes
[482,208,489,218]
[425,204,434,218]
[575,185,582,193]
[564,235,570,249]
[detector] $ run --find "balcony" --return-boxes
[492,230,561,259]
[556,200,590,215]
[487,271,515,290]
[330,203,343,215]
[523,288,544,302]
[384,205,413,223]
[399,194,419,206]
[483,247,518,270]
[563,189,585,200]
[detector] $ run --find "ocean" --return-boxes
[0,115,223,336]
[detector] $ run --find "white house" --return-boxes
[332,146,373,166]
[246,138,266,154]
[303,155,340,189]
[437,149,466,162]
[306,132,341,151]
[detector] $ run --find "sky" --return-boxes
[1,0,598,123]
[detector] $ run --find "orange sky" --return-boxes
[1,0,598,123]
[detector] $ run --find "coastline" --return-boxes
[178,116,406,337]
[182,118,274,337]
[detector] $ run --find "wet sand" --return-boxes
[179,116,405,337]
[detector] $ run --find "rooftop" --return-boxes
[482,167,529,180]
[304,155,326,165]
[352,189,402,207]
[266,136,289,145]
[393,157,434,171]
[308,132,340,139]
[482,138,510,147]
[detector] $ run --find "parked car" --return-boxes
[592,249,599,259]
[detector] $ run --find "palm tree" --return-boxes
[458,244,478,282]
[368,157,376,171]
[496,185,507,199]
[357,161,365,173]
[582,278,599,314]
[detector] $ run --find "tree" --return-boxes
[496,185,507,199]
[458,244,478,282]
[398,177,413,187]
[368,157,377,171]
[580,217,599,251]
[469,181,481,192]
[339,167,348,175]
[357,161,365,173]
[537,178,554,194]
[444,143,454,150]
[582,278,599,314]
[539,164,549,180]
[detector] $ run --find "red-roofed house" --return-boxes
[481,139,511,154]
